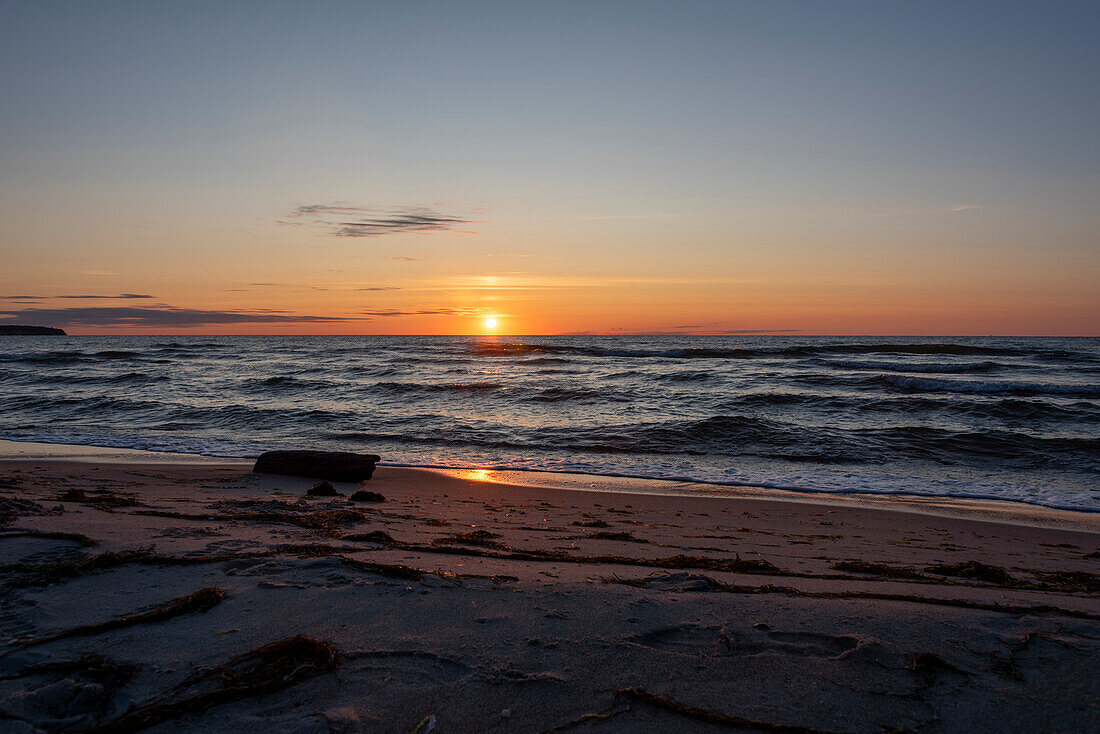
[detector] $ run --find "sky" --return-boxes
[1,1,1097,335]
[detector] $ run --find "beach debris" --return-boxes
[603,573,1100,621]
[908,652,969,678]
[830,561,924,580]
[0,497,57,524]
[585,531,648,543]
[56,488,142,509]
[8,588,226,649]
[924,561,1017,585]
[0,654,136,728]
[4,653,136,686]
[349,489,386,503]
[341,556,428,581]
[571,519,610,528]
[542,688,846,734]
[610,687,846,734]
[1033,570,1100,593]
[0,528,98,546]
[131,506,369,534]
[306,481,340,497]
[253,449,380,481]
[6,547,164,587]
[344,530,397,543]
[411,714,437,733]
[432,529,504,548]
[618,571,729,593]
[84,635,339,733]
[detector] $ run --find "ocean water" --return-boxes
[1,335,1097,510]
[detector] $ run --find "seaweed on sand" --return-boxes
[908,652,969,678]
[0,529,98,546]
[342,530,397,544]
[131,507,367,535]
[542,687,846,734]
[1033,570,1100,594]
[5,548,164,587]
[83,636,339,733]
[431,530,505,549]
[0,655,138,727]
[923,561,1016,585]
[605,572,1100,621]
[344,530,787,576]
[0,654,136,685]
[57,489,142,509]
[830,561,923,580]
[0,498,53,524]
[584,531,648,544]
[8,588,226,648]
[613,688,846,733]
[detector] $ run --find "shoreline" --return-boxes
[2,437,1097,533]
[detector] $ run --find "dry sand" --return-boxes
[1,447,1098,732]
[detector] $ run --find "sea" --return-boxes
[1,335,1097,511]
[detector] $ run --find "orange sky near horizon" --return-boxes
[2,3,1098,336]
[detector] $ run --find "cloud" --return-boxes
[0,306,359,328]
[287,204,477,238]
[871,204,982,217]
[581,213,680,221]
[1,293,154,301]
[389,256,429,262]
[361,307,488,317]
[356,286,402,291]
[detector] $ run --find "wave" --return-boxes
[327,414,1099,471]
[820,359,1004,374]
[876,374,1100,398]
[372,381,505,394]
[0,350,90,363]
[2,335,1097,511]
[469,341,1052,360]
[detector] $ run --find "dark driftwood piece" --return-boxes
[252,450,381,481]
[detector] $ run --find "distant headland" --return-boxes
[0,325,67,335]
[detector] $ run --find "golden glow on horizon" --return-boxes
[484,317,498,330]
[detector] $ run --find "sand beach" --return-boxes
[1,442,1098,732]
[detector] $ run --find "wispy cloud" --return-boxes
[2,293,155,301]
[361,306,488,317]
[870,204,982,218]
[581,212,680,221]
[286,204,478,238]
[0,306,359,327]
[389,256,429,262]
[356,286,402,291]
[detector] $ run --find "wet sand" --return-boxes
[1,450,1098,732]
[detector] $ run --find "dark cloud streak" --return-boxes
[288,204,477,238]
[0,306,359,327]
[2,293,154,301]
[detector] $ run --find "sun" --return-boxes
[484,318,498,329]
